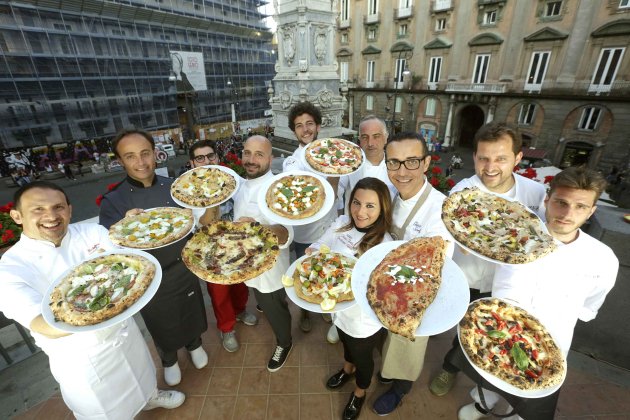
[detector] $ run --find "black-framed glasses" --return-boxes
[193,152,217,163]
[385,156,427,171]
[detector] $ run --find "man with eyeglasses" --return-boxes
[188,140,258,353]
[372,131,454,416]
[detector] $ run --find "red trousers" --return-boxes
[206,282,249,333]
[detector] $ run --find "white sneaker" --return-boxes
[189,346,208,369]
[221,330,239,352]
[327,325,339,344]
[143,389,185,411]
[458,403,490,420]
[164,363,181,386]
[236,310,258,326]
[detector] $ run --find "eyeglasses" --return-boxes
[385,156,427,171]
[193,152,217,163]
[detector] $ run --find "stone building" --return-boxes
[336,0,630,170]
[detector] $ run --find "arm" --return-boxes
[199,206,220,226]
[98,194,126,229]
[30,315,71,338]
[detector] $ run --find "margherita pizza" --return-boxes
[304,138,363,175]
[50,253,156,326]
[182,220,279,284]
[171,166,237,207]
[442,188,556,264]
[265,174,325,219]
[459,298,565,390]
[367,237,447,340]
[109,207,193,248]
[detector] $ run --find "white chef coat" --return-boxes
[232,171,294,293]
[337,158,397,213]
[450,173,548,292]
[492,230,618,356]
[310,215,392,338]
[0,224,156,420]
[282,146,336,244]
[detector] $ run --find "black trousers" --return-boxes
[253,287,292,348]
[337,327,387,390]
[159,336,203,367]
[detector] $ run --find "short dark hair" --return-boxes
[548,166,608,204]
[14,181,70,210]
[473,121,522,155]
[189,140,217,160]
[111,128,155,157]
[386,131,429,157]
[288,102,322,132]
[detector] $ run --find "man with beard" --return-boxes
[233,135,294,371]
[99,128,208,387]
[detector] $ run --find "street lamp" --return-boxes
[389,49,413,134]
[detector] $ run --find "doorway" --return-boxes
[560,141,594,168]
[457,105,484,148]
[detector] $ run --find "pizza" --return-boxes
[283,248,355,311]
[367,237,447,340]
[265,174,326,219]
[171,166,237,207]
[49,253,156,326]
[182,220,280,284]
[304,138,363,175]
[108,207,193,248]
[442,187,556,264]
[459,298,565,391]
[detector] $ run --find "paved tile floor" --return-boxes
[9,293,630,420]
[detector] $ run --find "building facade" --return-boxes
[0,0,274,149]
[336,0,630,170]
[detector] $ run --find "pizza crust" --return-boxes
[291,252,355,306]
[265,174,326,219]
[109,207,193,248]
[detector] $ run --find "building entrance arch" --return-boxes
[559,141,594,168]
[457,105,484,149]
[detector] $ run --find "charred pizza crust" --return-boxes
[367,237,447,341]
[304,138,363,175]
[171,166,237,207]
[442,188,556,264]
[109,207,193,248]
[292,252,355,306]
[50,254,156,326]
[265,174,325,219]
[459,298,565,390]
[182,220,279,284]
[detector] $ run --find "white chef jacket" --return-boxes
[493,230,618,356]
[450,173,548,292]
[0,224,156,420]
[232,171,294,293]
[337,158,397,213]
[310,215,392,338]
[282,146,336,244]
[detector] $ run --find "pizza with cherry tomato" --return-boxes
[459,298,565,390]
[304,138,363,175]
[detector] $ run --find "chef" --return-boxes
[0,181,184,419]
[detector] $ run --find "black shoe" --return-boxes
[343,393,365,420]
[377,371,393,384]
[372,388,404,416]
[326,368,354,390]
[256,304,263,313]
[267,344,292,372]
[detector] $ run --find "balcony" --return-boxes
[338,18,351,29]
[395,7,414,19]
[446,82,508,93]
[433,0,452,12]
[364,13,380,24]
[522,79,630,96]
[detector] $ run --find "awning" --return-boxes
[521,148,546,159]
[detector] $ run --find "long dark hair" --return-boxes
[338,177,392,256]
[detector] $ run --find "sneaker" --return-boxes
[429,369,457,396]
[376,371,393,385]
[457,403,490,420]
[221,331,239,353]
[164,363,181,386]
[327,325,339,344]
[372,388,404,416]
[236,310,258,326]
[321,313,332,323]
[299,311,312,333]
[143,389,185,411]
[267,344,292,372]
[256,304,263,313]
[189,346,208,369]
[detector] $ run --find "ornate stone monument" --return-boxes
[269,0,351,141]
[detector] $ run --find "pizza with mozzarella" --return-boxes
[265,174,325,219]
[171,166,237,207]
[304,138,363,175]
[108,207,193,248]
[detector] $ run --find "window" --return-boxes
[366,95,374,111]
[436,18,446,31]
[473,54,490,84]
[525,51,550,91]
[545,1,562,17]
[395,96,403,113]
[621,0,630,8]
[578,107,600,131]
[341,33,348,43]
[428,56,442,85]
[425,98,436,116]
[399,24,408,37]
[394,58,407,89]
[399,0,411,8]
[366,60,375,87]
[483,10,497,24]
[589,47,625,93]
[340,61,349,83]
[368,28,377,40]
[518,104,536,125]
[368,0,378,15]
[341,0,349,21]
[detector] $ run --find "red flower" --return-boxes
[431,155,440,161]
[520,168,538,179]
[447,178,456,188]
[543,175,555,184]
[431,166,442,175]
[429,176,440,187]
[2,229,15,242]
[95,195,103,206]
[0,222,3,230]
[0,202,14,213]
[107,182,120,191]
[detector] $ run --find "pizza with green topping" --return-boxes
[304,138,363,175]
[265,174,325,219]
[108,207,193,249]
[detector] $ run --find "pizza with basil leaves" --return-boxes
[265,174,325,219]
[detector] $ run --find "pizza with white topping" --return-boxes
[108,207,193,249]
[265,174,325,219]
[304,138,363,175]
[171,166,237,208]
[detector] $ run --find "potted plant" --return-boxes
[0,202,21,254]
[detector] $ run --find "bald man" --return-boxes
[232,136,295,372]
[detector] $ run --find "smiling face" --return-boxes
[473,135,522,193]
[10,188,72,247]
[350,188,381,229]
[386,139,431,200]
[544,187,597,243]
[190,145,219,168]
[359,119,387,164]
[242,136,272,179]
[292,113,320,146]
[116,134,156,187]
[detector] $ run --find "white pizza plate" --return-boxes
[170,164,241,209]
[351,240,469,337]
[257,170,335,226]
[457,298,567,398]
[112,207,194,251]
[41,250,163,333]
[297,140,366,178]
[284,253,358,314]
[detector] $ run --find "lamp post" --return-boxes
[227,79,239,135]
[389,49,413,134]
